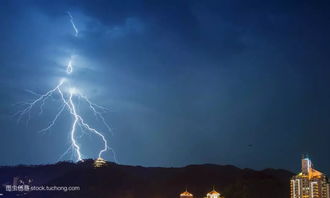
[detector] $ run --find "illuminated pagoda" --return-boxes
[206,188,222,198]
[180,189,193,198]
[179,187,224,198]
[94,157,106,168]
[290,155,330,198]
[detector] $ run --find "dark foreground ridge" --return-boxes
[0,159,293,198]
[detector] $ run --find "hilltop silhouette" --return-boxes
[0,159,293,198]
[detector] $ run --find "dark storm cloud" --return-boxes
[1,0,330,172]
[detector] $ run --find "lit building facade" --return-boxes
[291,157,330,198]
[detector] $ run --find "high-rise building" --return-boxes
[291,156,330,198]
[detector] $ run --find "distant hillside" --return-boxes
[0,160,294,198]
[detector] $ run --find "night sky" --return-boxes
[1,0,330,174]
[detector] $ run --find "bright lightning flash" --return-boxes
[15,12,117,163]
[67,11,79,37]
[67,57,73,74]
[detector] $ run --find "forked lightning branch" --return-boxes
[15,12,116,163]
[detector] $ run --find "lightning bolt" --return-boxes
[16,80,64,124]
[66,12,77,74]
[80,94,113,135]
[15,12,117,163]
[67,11,79,37]
[67,56,73,74]
[38,104,66,134]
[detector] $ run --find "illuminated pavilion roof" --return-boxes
[207,189,220,196]
[180,190,193,197]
